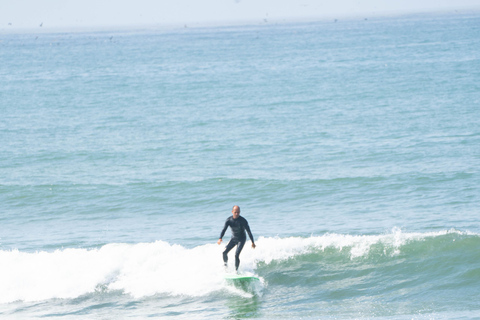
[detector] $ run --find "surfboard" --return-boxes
[224,274,260,281]
[224,274,262,294]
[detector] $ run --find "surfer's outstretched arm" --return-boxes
[243,219,256,249]
[218,218,229,245]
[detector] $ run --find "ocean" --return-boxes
[1,12,479,319]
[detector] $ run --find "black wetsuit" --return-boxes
[219,216,255,271]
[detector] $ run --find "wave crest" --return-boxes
[1,229,477,303]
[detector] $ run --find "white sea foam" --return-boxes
[0,229,474,303]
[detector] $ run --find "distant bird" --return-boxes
[8,22,12,26]
[39,22,43,27]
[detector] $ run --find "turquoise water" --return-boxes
[1,12,480,319]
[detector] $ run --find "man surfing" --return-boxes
[217,205,256,272]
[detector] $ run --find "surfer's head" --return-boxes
[232,205,240,219]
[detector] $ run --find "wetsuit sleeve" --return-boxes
[219,218,229,239]
[244,219,255,243]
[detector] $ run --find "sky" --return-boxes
[1,0,479,31]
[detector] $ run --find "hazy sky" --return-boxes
[1,0,479,30]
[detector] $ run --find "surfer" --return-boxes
[217,205,256,272]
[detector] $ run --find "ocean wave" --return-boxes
[1,229,478,303]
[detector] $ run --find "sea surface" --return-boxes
[1,12,480,319]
